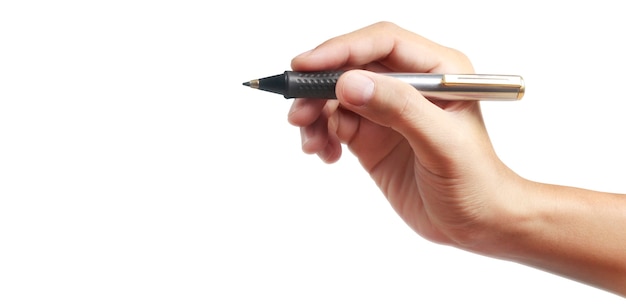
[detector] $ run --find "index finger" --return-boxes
[290,21,474,74]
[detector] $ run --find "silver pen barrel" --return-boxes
[388,73,525,101]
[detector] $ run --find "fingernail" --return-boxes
[288,100,301,116]
[300,126,312,147]
[342,72,374,106]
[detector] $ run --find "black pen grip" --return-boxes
[284,71,342,99]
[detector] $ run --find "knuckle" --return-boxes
[445,47,475,73]
[371,21,400,32]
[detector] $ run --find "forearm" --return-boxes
[492,179,626,296]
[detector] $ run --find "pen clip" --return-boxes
[442,74,524,88]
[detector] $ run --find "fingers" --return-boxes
[287,98,326,127]
[288,21,478,165]
[288,98,343,163]
[291,21,473,74]
[336,70,453,155]
[299,108,329,155]
[287,70,457,164]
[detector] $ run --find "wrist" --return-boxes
[468,175,626,295]
[459,169,540,259]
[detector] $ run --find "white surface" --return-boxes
[1,1,624,306]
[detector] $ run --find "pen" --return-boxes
[243,71,525,101]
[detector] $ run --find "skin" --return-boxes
[287,21,626,296]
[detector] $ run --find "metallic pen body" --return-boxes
[243,71,524,101]
[386,73,525,101]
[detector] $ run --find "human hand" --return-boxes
[288,22,626,296]
[288,22,523,252]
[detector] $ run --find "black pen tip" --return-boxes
[242,81,251,87]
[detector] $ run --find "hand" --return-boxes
[288,21,626,296]
[288,22,521,251]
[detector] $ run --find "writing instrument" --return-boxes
[243,71,525,101]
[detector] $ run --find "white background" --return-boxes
[1,1,625,307]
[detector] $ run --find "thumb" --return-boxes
[336,70,451,145]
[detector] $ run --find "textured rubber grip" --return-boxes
[284,71,343,99]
